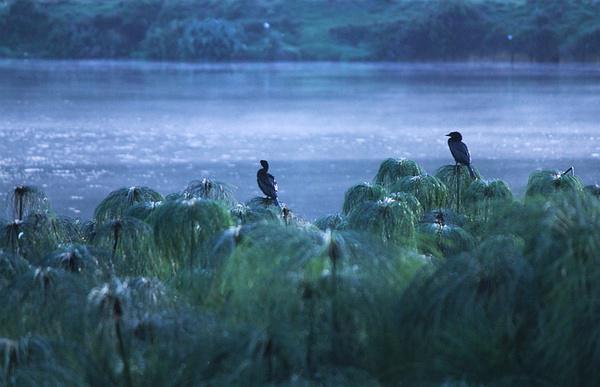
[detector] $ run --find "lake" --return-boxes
[1,60,599,220]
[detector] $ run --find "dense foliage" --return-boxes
[1,0,600,62]
[1,157,600,385]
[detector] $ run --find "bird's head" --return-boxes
[260,160,269,170]
[446,131,463,141]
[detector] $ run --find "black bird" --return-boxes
[446,131,476,179]
[257,160,280,206]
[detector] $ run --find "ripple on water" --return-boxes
[1,61,600,218]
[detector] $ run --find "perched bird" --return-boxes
[257,160,280,206]
[446,131,476,179]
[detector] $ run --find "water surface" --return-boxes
[1,60,599,219]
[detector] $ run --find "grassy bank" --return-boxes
[1,159,599,385]
[1,0,600,62]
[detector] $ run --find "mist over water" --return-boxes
[1,60,599,219]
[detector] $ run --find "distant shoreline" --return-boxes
[2,58,600,70]
[2,0,600,63]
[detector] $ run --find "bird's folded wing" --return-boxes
[451,142,471,164]
[268,174,278,193]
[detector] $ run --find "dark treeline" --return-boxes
[1,0,600,62]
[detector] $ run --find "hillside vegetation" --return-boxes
[1,0,600,62]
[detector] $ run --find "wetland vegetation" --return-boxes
[1,158,599,386]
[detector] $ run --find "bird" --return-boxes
[446,131,476,179]
[257,160,280,207]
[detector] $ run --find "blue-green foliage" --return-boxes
[314,213,347,231]
[390,175,448,212]
[2,0,599,62]
[386,192,423,219]
[375,0,488,61]
[464,179,513,219]
[525,169,584,201]
[147,199,233,271]
[435,164,479,210]
[585,184,600,198]
[418,222,475,257]
[43,244,105,278]
[143,18,244,60]
[341,182,386,215]
[347,198,417,248]
[94,186,163,223]
[374,158,423,189]
[394,234,535,384]
[2,164,600,385]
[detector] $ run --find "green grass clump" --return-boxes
[0,334,75,386]
[418,222,475,258]
[463,179,513,219]
[390,175,448,212]
[313,213,347,231]
[435,165,479,211]
[341,183,386,215]
[386,192,424,219]
[466,199,548,248]
[530,193,600,385]
[0,221,21,256]
[94,186,163,223]
[148,199,233,272]
[465,179,512,200]
[42,244,103,277]
[373,158,423,189]
[90,217,157,276]
[585,184,600,198]
[0,213,83,264]
[124,200,163,221]
[525,169,583,201]
[181,178,237,206]
[212,224,424,381]
[1,265,90,333]
[347,198,417,247]
[7,185,48,221]
[422,208,466,228]
[394,234,536,384]
[230,203,281,226]
[0,252,29,289]
[210,224,325,381]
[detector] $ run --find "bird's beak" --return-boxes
[445,133,451,136]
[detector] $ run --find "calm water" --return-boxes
[1,60,599,219]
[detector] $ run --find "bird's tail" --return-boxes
[467,165,477,179]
